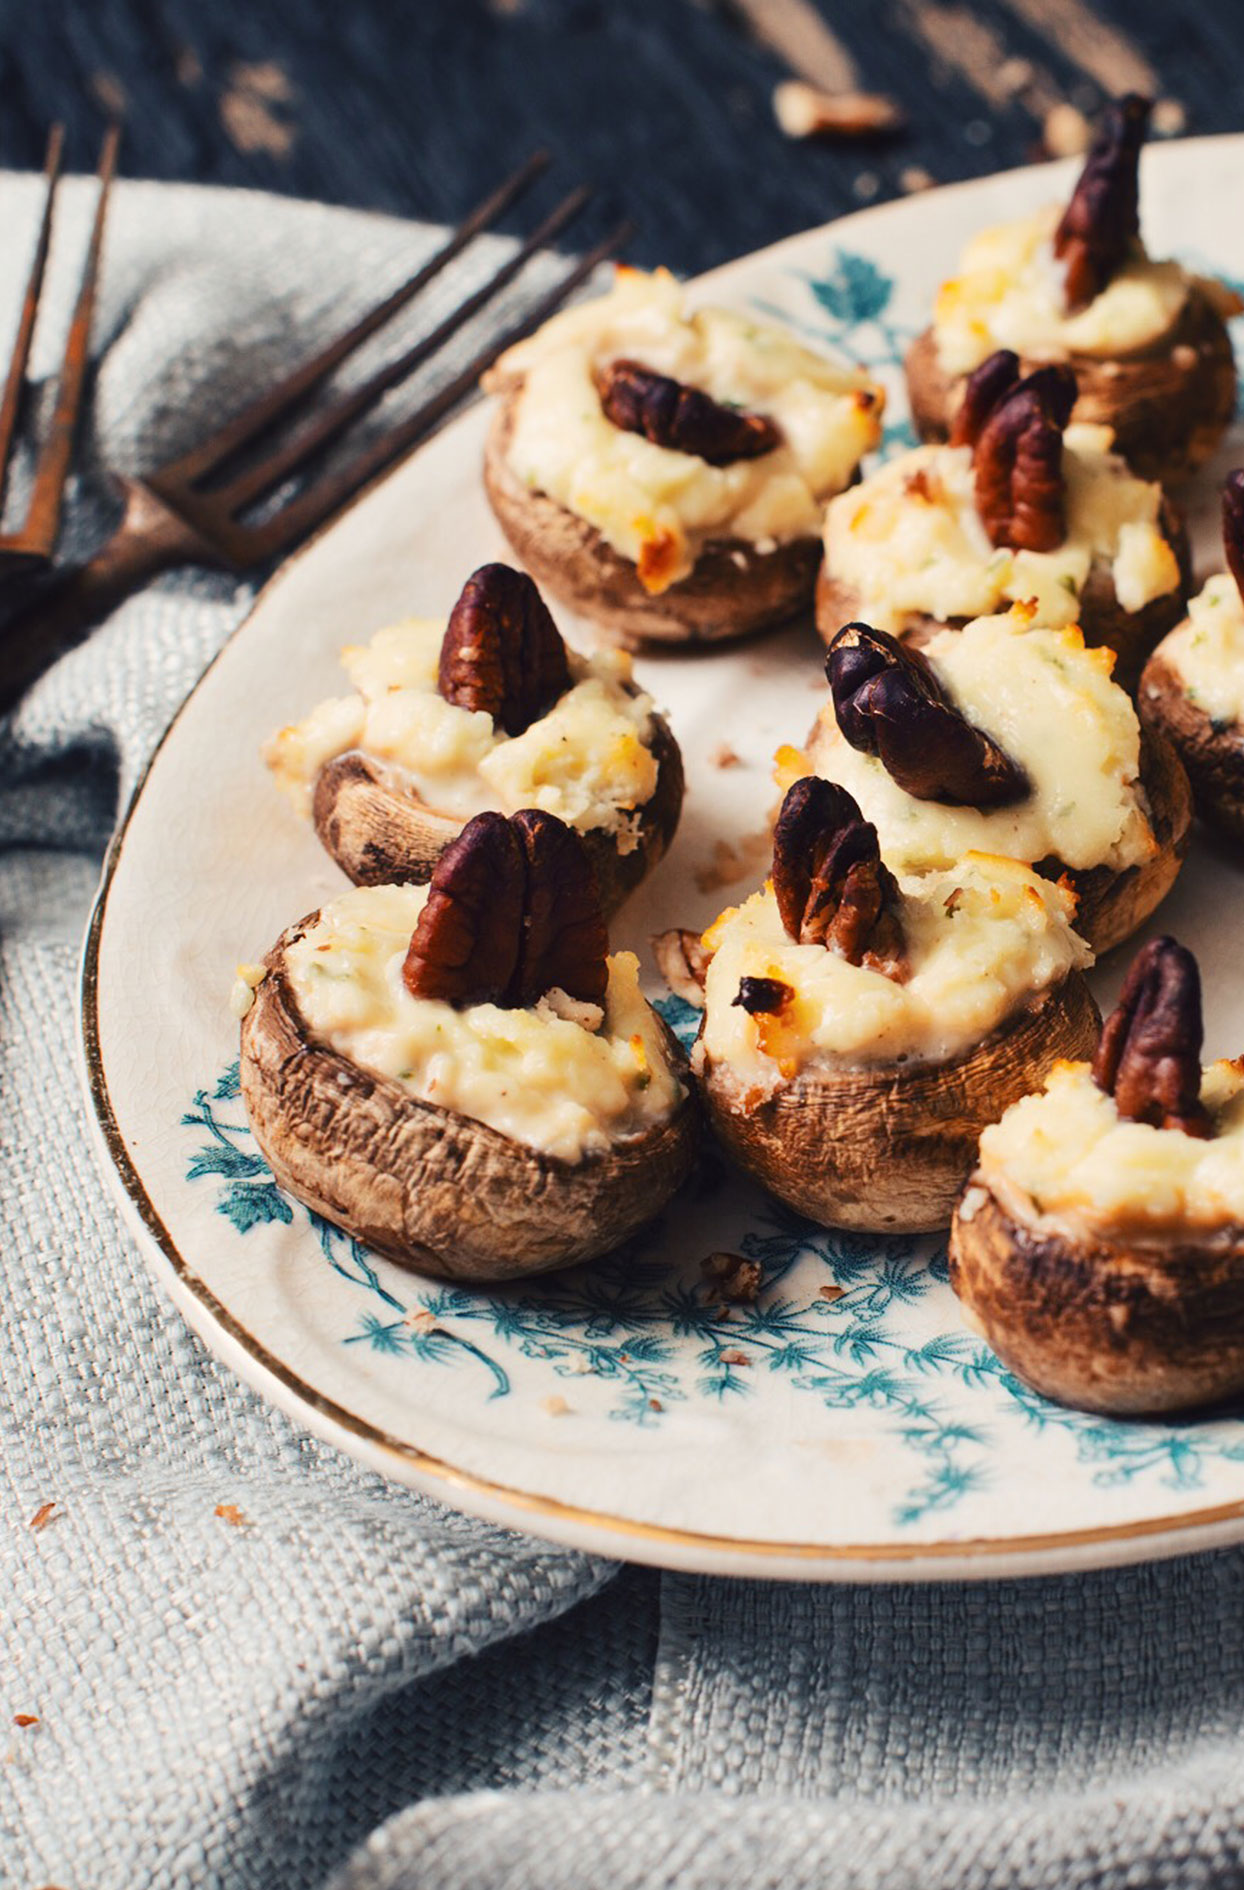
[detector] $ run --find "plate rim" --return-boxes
[81,134,1244,1581]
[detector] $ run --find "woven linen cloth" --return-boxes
[4,170,1244,1890]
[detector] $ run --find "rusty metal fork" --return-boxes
[0,123,120,574]
[0,150,630,715]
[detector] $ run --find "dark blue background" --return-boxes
[7,0,1243,272]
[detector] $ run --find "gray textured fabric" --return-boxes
[0,174,623,1890]
[5,167,1244,1890]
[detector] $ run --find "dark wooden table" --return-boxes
[8,0,1244,275]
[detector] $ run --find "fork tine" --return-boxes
[18,121,120,557]
[156,149,553,492]
[242,220,633,563]
[0,124,65,521]
[203,183,594,524]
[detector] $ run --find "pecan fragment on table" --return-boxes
[403,809,608,1010]
[1054,93,1151,314]
[772,775,906,977]
[595,358,781,465]
[826,623,1029,808]
[972,364,1076,552]
[438,563,571,736]
[1091,935,1210,1136]
[1222,470,1244,604]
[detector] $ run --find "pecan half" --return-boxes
[972,364,1076,552]
[403,809,608,1010]
[826,624,1029,808]
[510,808,609,1009]
[949,348,1020,449]
[1091,935,1211,1137]
[733,975,793,1016]
[772,775,906,976]
[1223,470,1244,605]
[595,358,781,465]
[1054,93,1150,314]
[438,564,571,737]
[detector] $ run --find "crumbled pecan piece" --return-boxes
[700,1250,762,1303]
[1091,936,1211,1137]
[826,624,1030,808]
[1223,470,1244,605]
[733,975,793,1016]
[949,348,1020,449]
[438,563,571,737]
[403,809,608,1010]
[772,775,907,977]
[972,364,1076,552]
[1054,94,1151,314]
[596,358,781,465]
[651,927,712,1004]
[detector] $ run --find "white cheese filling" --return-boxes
[1148,573,1244,729]
[264,615,659,837]
[695,855,1089,1094]
[282,883,684,1164]
[932,204,1190,378]
[809,608,1156,877]
[822,430,1179,635]
[978,1059,1244,1237]
[487,265,884,592]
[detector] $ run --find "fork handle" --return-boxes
[0,479,220,716]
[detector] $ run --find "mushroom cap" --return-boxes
[904,284,1237,484]
[803,702,1191,958]
[949,1177,1244,1415]
[240,917,700,1283]
[814,499,1191,697]
[483,383,823,648]
[697,969,1100,1234]
[311,707,684,918]
[1139,646,1244,843]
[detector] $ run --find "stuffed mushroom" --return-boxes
[1140,470,1244,842]
[905,95,1240,482]
[481,265,884,646]
[239,808,698,1282]
[818,351,1189,691]
[950,936,1244,1415]
[265,563,683,915]
[687,777,1099,1233]
[802,613,1191,954]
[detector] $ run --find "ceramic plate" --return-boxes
[84,137,1244,1581]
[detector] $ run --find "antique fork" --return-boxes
[0,122,120,574]
[0,151,628,714]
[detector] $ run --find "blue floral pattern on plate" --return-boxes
[184,1018,1244,1530]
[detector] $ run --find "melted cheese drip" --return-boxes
[695,855,1089,1092]
[282,883,684,1163]
[932,203,1190,378]
[822,431,1178,634]
[810,609,1155,877]
[1149,573,1244,728]
[488,266,884,591]
[264,616,659,833]
[977,1059,1244,1236]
